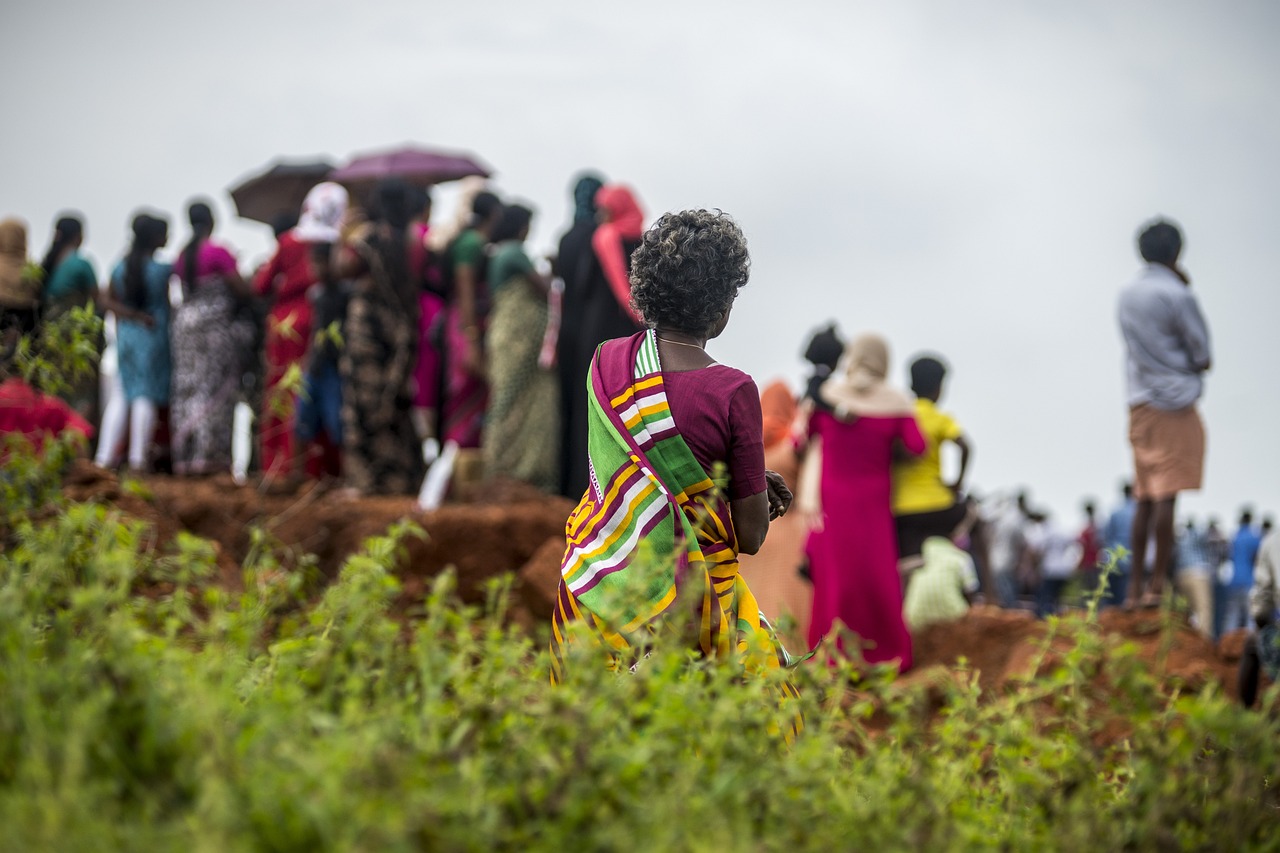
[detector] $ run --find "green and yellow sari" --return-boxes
[550,330,796,687]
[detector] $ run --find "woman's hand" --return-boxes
[765,470,793,520]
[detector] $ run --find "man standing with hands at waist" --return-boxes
[1117,218,1212,609]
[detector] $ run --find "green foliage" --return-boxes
[266,362,307,421]
[316,319,343,352]
[265,316,344,421]
[21,260,45,285]
[0,431,86,530]
[4,302,102,397]
[0,451,1277,850]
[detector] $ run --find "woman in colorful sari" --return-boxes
[94,213,172,471]
[798,333,925,670]
[170,201,255,475]
[482,203,558,491]
[336,179,423,495]
[252,182,349,478]
[550,209,795,685]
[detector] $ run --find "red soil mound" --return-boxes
[59,462,1260,704]
[62,461,573,625]
[912,604,1248,700]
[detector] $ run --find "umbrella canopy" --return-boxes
[228,159,336,226]
[329,145,491,191]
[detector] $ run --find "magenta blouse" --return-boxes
[662,364,766,501]
[174,240,237,284]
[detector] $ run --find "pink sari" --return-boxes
[408,223,444,413]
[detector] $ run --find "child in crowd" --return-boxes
[903,530,980,631]
[293,243,348,478]
[1025,512,1083,618]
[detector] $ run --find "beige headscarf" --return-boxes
[0,218,38,309]
[818,333,915,419]
[798,333,915,530]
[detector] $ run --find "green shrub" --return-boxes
[0,443,1277,850]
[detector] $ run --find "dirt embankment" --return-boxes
[60,461,1259,703]
[909,604,1253,703]
[62,461,573,628]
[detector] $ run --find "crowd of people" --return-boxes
[0,173,650,501]
[732,321,1274,673]
[2,191,1276,699]
[734,218,1275,691]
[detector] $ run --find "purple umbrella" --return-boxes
[329,145,492,190]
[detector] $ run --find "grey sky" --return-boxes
[3,0,1278,528]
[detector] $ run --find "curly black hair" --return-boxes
[629,209,750,335]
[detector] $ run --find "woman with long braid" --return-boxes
[39,214,102,422]
[94,213,172,471]
[169,201,254,475]
[40,214,97,321]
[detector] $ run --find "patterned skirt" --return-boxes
[482,279,558,490]
[170,282,253,474]
[338,291,423,495]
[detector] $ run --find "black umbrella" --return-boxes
[228,159,336,226]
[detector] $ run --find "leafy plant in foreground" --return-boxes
[0,444,1277,850]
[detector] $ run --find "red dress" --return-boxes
[253,232,316,475]
[804,409,925,670]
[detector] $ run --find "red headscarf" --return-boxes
[591,185,645,324]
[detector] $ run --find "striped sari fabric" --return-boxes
[550,330,795,685]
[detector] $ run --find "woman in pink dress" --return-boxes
[799,333,924,670]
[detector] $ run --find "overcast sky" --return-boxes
[3,0,1278,529]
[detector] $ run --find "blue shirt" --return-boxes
[1176,526,1210,573]
[1117,264,1212,410]
[1104,498,1136,572]
[1231,526,1262,589]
